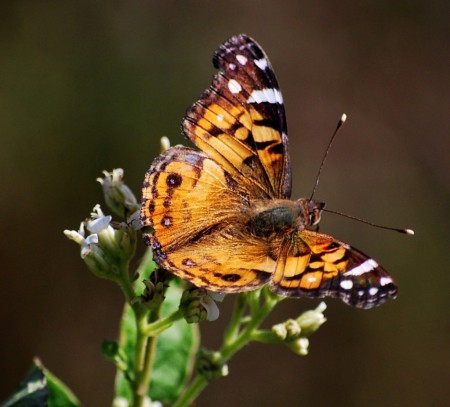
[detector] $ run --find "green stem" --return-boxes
[116,272,136,305]
[172,375,208,407]
[136,333,158,400]
[249,329,278,343]
[220,293,274,361]
[174,288,281,407]
[133,307,161,407]
[223,294,246,345]
[142,309,184,336]
[133,313,149,388]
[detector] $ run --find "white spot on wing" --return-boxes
[307,276,317,283]
[254,58,268,70]
[228,63,236,71]
[380,276,393,286]
[340,280,353,290]
[369,287,379,296]
[344,259,378,277]
[247,88,283,104]
[217,114,224,122]
[236,54,248,65]
[228,79,242,94]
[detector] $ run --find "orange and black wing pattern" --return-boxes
[141,145,278,292]
[271,230,398,309]
[141,34,402,309]
[182,34,291,199]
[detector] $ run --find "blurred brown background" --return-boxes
[1,1,449,406]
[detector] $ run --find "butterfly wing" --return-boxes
[183,34,291,199]
[141,145,277,292]
[270,229,398,309]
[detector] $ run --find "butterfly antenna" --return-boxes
[310,113,347,200]
[323,208,415,235]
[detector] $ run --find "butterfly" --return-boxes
[141,34,398,309]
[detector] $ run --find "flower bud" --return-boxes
[160,136,171,152]
[180,288,223,323]
[97,169,139,218]
[289,337,310,356]
[296,302,327,337]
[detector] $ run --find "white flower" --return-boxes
[87,204,112,234]
[64,204,136,278]
[81,234,99,258]
[64,222,100,259]
[97,169,139,217]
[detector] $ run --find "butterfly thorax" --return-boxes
[246,198,325,238]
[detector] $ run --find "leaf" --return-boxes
[1,359,80,407]
[1,362,47,407]
[42,363,81,407]
[148,280,199,404]
[114,253,199,405]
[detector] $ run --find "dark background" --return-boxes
[1,1,449,406]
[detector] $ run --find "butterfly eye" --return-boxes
[310,209,322,226]
[306,201,325,226]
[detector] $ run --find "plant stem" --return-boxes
[143,309,184,336]
[172,375,208,407]
[223,294,246,345]
[174,288,281,407]
[132,302,166,407]
[136,331,158,400]
[220,292,275,361]
[116,273,136,305]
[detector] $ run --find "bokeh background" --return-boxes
[1,1,449,406]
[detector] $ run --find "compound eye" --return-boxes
[311,209,322,225]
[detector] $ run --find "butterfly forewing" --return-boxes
[183,34,291,199]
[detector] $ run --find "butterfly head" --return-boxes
[296,198,325,227]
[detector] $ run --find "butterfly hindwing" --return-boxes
[183,34,291,199]
[141,145,277,292]
[270,230,398,309]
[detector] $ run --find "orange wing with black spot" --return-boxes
[182,34,291,199]
[141,145,277,292]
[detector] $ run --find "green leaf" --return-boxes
[1,362,47,407]
[43,363,80,407]
[114,278,199,405]
[1,359,80,407]
[149,281,199,403]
